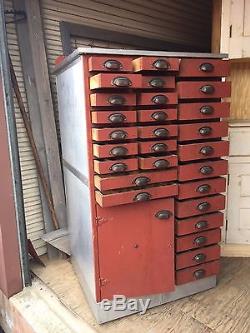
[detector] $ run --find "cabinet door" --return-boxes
[96,198,174,300]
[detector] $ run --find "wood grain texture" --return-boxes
[211,0,222,53]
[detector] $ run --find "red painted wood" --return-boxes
[97,198,175,299]
[92,126,137,142]
[176,260,220,285]
[175,212,224,236]
[179,59,230,77]
[139,139,177,154]
[177,81,231,99]
[133,57,180,72]
[94,157,138,174]
[178,121,228,141]
[93,142,138,158]
[141,75,175,89]
[91,110,137,125]
[88,56,133,72]
[176,244,220,270]
[138,124,177,139]
[178,102,230,120]
[139,155,178,170]
[175,194,225,218]
[90,73,142,89]
[137,108,177,123]
[137,92,177,106]
[95,183,178,207]
[90,93,136,106]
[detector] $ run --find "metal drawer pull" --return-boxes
[199,126,212,136]
[110,163,127,173]
[153,59,169,70]
[149,78,165,88]
[200,63,214,72]
[110,146,128,157]
[134,192,151,202]
[154,128,169,138]
[200,166,213,175]
[108,95,125,105]
[200,105,214,115]
[197,202,210,211]
[152,143,168,152]
[151,111,168,121]
[200,146,214,156]
[195,220,208,230]
[104,59,122,70]
[112,77,132,87]
[110,130,127,140]
[108,113,126,123]
[194,236,207,246]
[152,94,168,105]
[133,176,150,186]
[200,85,215,94]
[155,210,172,220]
[194,253,207,263]
[154,159,170,169]
[196,184,211,193]
[194,269,206,279]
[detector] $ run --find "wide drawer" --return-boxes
[139,140,177,154]
[95,183,178,207]
[90,93,136,107]
[91,110,136,125]
[94,158,138,174]
[139,155,177,170]
[141,76,175,89]
[138,124,177,139]
[90,73,142,89]
[137,108,177,123]
[179,59,230,77]
[93,142,138,158]
[175,194,225,218]
[178,102,230,120]
[176,244,220,270]
[132,57,180,72]
[178,140,229,161]
[92,127,137,142]
[178,159,228,181]
[178,121,228,141]
[177,81,231,99]
[88,56,133,72]
[137,92,177,106]
[176,260,220,285]
[94,169,178,191]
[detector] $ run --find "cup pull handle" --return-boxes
[104,59,122,70]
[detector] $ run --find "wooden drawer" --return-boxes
[137,92,177,106]
[94,169,178,191]
[91,110,136,125]
[90,93,136,107]
[90,73,142,89]
[178,121,228,141]
[178,159,228,181]
[177,81,231,99]
[94,158,138,174]
[133,57,180,72]
[175,194,225,218]
[179,59,230,77]
[178,102,230,121]
[95,183,178,207]
[137,108,177,123]
[175,212,224,236]
[178,140,229,162]
[176,244,220,270]
[141,76,175,89]
[93,142,138,158]
[92,127,137,142]
[176,260,220,285]
[139,155,178,170]
[138,125,177,139]
[176,228,221,252]
[88,56,133,72]
[139,140,177,154]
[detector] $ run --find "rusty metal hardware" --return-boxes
[109,130,127,140]
[200,146,214,155]
[151,94,168,104]
[195,220,208,230]
[155,210,172,220]
[108,113,126,123]
[153,59,169,69]
[108,95,125,105]
[194,236,207,246]
[149,78,165,88]
[104,59,122,70]
[112,77,132,87]
[200,63,214,72]
[196,184,211,193]
[194,253,207,263]
[200,166,213,175]
[199,126,212,136]
[134,192,151,202]
[154,159,170,169]
[193,269,205,279]
[197,202,211,211]
[154,128,169,138]
[200,85,215,94]
[110,146,128,157]
[200,105,214,115]
[110,163,127,172]
[151,111,168,121]
[133,176,150,186]
[152,143,168,153]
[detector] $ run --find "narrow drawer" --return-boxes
[176,228,221,252]
[178,121,228,141]
[88,56,133,72]
[133,57,180,72]
[93,142,138,158]
[139,140,177,154]
[137,92,177,106]
[95,183,178,207]
[177,81,231,99]
[179,59,230,77]
[178,140,229,162]
[138,125,177,139]
[137,108,177,123]
[175,194,225,218]
[141,76,175,89]
[91,110,136,125]
[178,159,228,181]
[176,244,220,270]
[92,127,137,142]
[94,169,178,191]
[178,102,230,121]
[139,155,177,170]
[94,158,138,175]
[90,73,142,89]
[175,212,224,236]
[90,93,136,107]
[176,260,220,285]
[178,177,226,200]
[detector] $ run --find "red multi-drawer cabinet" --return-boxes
[55,49,230,323]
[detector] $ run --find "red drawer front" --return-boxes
[138,124,177,139]
[88,56,133,72]
[93,142,138,159]
[177,81,231,99]
[92,127,137,142]
[133,57,180,72]
[178,140,229,162]
[178,102,230,120]
[176,244,220,270]
[141,75,175,89]
[176,228,221,252]
[175,194,225,218]
[176,260,220,285]
[95,183,178,207]
[139,155,177,171]
[139,140,177,154]
[178,121,228,141]
[94,158,138,175]
[178,177,226,200]
[178,159,228,181]
[179,59,230,77]
[91,110,137,125]
[137,108,177,123]
[94,169,178,191]
[90,93,136,107]
[137,92,177,106]
[175,212,224,236]
[90,73,142,89]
